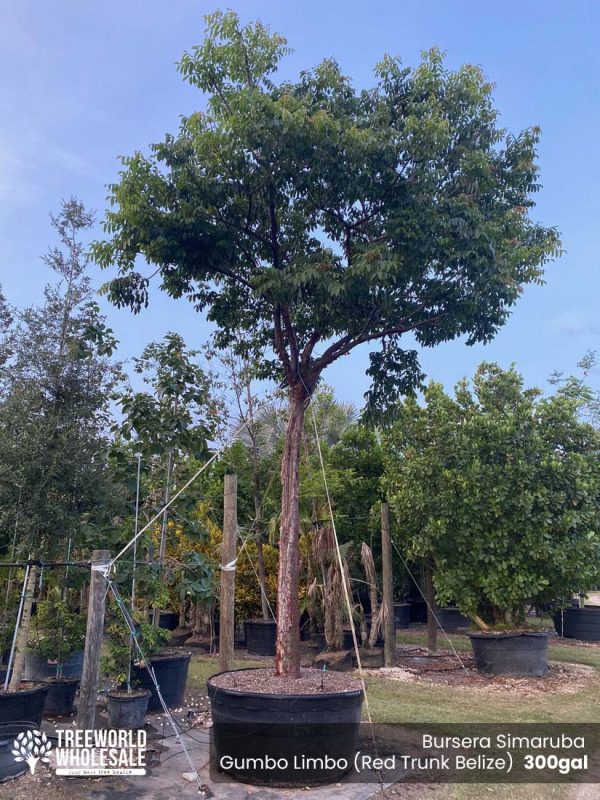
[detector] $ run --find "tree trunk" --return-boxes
[8,564,38,692]
[274,388,306,677]
[153,449,174,626]
[425,556,437,654]
[256,536,270,620]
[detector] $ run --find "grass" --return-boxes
[186,637,599,800]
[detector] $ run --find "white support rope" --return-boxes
[390,540,469,674]
[108,578,206,794]
[109,420,248,568]
[300,379,382,781]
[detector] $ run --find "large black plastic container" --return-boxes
[245,620,277,656]
[0,684,49,726]
[554,607,600,641]
[470,632,549,677]
[43,679,78,716]
[23,649,84,681]
[208,669,363,786]
[107,690,150,729]
[409,599,427,623]
[436,607,471,633]
[147,611,180,631]
[131,650,191,713]
[394,603,411,629]
[0,722,38,782]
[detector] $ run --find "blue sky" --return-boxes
[1,1,598,405]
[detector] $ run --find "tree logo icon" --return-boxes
[12,729,52,774]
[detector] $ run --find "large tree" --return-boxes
[93,12,559,676]
[382,364,600,627]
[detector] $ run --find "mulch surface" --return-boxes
[209,666,362,694]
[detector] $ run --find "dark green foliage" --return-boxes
[0,200,122,560]
[93,11,559,412]
[383,364,600,627]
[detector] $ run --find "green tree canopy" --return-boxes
[93,11,560,675]
[0,199,121,561]
[383,364,600,628]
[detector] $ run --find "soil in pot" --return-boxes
[0,683,49,726]
[554,607,600,642]
[43,677,78,716]
[469,631,549,677]
[0,722,39,782]
[107,689,150,730]
[131,648,191,712]
[208,668,363,786]
[245,619,276,656]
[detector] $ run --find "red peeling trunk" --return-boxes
[274,387,306,677]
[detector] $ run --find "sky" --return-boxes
[1,0,599,406]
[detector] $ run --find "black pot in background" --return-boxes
[409,599,427,623]
[0,683,49,726]
[469,631,549,677]
[107,690,150,729]
[393,603,411,629]
[311,632,326,652]
[148,611,180,631]
[43,678,78,716]
[131,649,191,713]
[436,607,471,633]
[23,649,84,682]
[0,722,39,782]
[208,669,363,786]
[554,607,600,641]
[245,620,277,656]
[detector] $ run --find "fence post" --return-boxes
[219,474,237,672]
[381,502,395,667]
[77,549,110,729]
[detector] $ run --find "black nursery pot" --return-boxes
[0,722,39,782]
[0,683,49,726]
[245,620,277,656]
[131,649,191,713]
[43,678,78,716]
[207,669,364,786]
[436,607,471,633]
[107,690,150,730]
[469,631,549,677]
[147,611,180,631]
[393,603,411,629]
[554,607,600,642]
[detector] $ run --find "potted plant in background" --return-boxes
[95,8,559,783]
[35,587,85,716]
[102,608,156,730]
[554,589,600,642]
[385,365,600,677]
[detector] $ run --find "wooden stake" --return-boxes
[381,502,395,667]
[77,549,110,730]
[425,555,438,654]
[219,474,237,673]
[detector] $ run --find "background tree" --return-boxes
[115,332,220,623]
[383,364,600,628]
[94,11,560,676]
[0,199,121,688]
